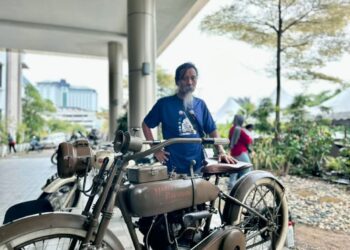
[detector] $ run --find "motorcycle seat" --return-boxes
[201,160,252,175]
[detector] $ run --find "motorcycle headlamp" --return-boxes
[57,139,93,178]
[113,131,143,154]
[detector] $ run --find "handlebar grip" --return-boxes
[213,138,229,145]
[202,138,229,145]
[143,140,162,145]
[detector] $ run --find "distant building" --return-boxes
[48,108,102,131]
[37,79,97,112]
[308,87,350,122]
[214,97,242,124]
[0,51,6,121]
[268,88,295,109]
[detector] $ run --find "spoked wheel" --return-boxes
[223,173,288,250]
[0,213,123,250]
[13,233,87,250]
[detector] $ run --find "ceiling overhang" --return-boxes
[0,0,208,58]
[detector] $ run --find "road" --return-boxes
[0,150,57,223]
[0,149,134,249]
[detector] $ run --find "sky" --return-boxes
[22,0,350,113]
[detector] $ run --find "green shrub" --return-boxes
[0,120,7,145]
[252,137,285,172]
[251,121,333,176]
[324,156,346,171]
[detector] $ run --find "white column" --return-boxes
[108,41,123,140]
[127,0,157,137]
[5,49,21,138]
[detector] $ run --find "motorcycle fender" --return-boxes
[0,213,124,249]
[191,227,245,250]
[223,170,285,225]
[42,176,77,193]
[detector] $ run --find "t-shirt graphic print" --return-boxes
[178,110,197,136]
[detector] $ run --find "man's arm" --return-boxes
[142,121,154,141]
[142,121,169,163]
[209,130,236,164]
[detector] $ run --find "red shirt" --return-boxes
[229,126,252,157]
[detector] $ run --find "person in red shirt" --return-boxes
[227,114,252,189]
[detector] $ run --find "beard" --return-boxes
[183,91,194,111]
[177,85,195,110]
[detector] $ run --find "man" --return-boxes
[7,133,16,153]
[142,62,234,175]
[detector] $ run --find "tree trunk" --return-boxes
[282,162,290,176]
[275,0,283,141]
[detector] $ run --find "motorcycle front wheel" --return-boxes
[223,172,288,250]
[0,213,124,250]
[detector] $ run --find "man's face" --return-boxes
[177,67,197,96]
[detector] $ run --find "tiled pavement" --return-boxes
[0,151,57,223]
[0,150,134,249]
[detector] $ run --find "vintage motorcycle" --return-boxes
[38,172,81,211]
[39,146,117,211]
[51,131,104,166]
[1,147,116,225]
[0,131,288,249]
[26,137,44,153]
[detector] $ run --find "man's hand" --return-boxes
[154,149,170,164]
[218,152,236,164]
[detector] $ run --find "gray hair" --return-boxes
[230,114,245,148]
[233,114,244,126]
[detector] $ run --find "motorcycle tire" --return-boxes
[0,213,124,249]
[223,171,288,250]
[51,151,58,165]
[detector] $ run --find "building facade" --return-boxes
[0,50,6,122]
[36,79,97,112]
[51,108,102,131]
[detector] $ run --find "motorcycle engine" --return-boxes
[138,204,209,250]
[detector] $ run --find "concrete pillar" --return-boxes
[127,0,157,137]
[5,49,21,139]
[108,41,123,140]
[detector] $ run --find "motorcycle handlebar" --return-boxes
[201,138,229,145]
[144,137,229,146]
[113,131,229,161]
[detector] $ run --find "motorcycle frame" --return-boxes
[76,137,285,250]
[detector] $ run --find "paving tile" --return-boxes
[0,153,135,249]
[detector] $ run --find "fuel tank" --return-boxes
[126,178,219,217]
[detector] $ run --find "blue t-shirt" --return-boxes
[143,95,216,174]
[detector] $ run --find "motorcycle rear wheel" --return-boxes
[0,213,123,250]
[51,151,58,165]
[223,175,288,250]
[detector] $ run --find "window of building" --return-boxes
[63,92,67,107]
[0,63,3,87]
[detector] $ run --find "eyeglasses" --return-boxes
[181,76,198,82]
